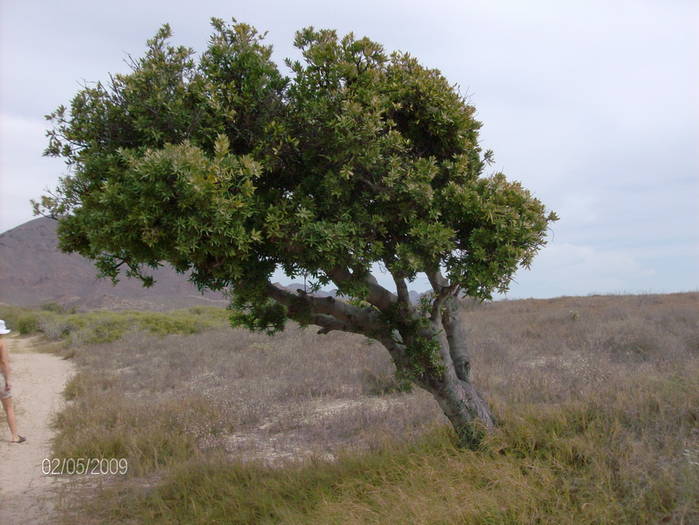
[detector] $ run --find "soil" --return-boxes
[0,335,75,525]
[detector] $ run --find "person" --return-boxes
[0,320,25,443]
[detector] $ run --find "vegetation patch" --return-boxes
[47,293,699,524]
[0,304,229,345]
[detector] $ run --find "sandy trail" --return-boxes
[0,336,75,525]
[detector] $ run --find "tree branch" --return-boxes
[311,313,353,334]
[264,282,386,335]
[261,282,411,381]
[441,296,471,381]
[355,172,385,193]
[426,267,450,291]
[426,268,455,322]
[391,272,410,306]
[327,267,398,311]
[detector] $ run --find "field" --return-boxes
[2,292,698,524]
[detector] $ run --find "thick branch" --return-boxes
[377,334,411,371]
[264,281,410,370]
[426,267,450,291]
[425,267,456,322]
[327,267,398,311]
[391,271,410,306]
[311,313,355,334]
[273,239,397,312]
[426,268,468,379]
[264,282,386,335]
[442,296,471,381]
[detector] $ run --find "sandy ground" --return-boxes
[0,336,75,525]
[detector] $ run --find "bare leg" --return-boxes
[1,396,19,442]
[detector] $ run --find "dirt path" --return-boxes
[0,336,75,525]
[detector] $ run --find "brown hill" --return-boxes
[0,218,228,310]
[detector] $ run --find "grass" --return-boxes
[0,303,230,344]
[76,367,698,525]
[19,292,698,524]
[51,325,441,474]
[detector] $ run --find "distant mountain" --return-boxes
[0,218,228,310]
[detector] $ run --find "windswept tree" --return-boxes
[37,19,557,447]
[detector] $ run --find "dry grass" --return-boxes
[47,292,698,524]
[54,323,441,473]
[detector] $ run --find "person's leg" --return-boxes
[1,396,19,442]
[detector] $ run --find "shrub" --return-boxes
[38,315,75,340]
[16,314,39,334]
[40,302,76,314]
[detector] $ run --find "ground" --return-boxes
[0,335,75,525]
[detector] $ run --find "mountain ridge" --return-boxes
[0,218,227,310]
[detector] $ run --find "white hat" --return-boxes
[0,320,11,335]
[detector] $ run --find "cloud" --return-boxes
[0,113,61,231]
[502,241,662,298]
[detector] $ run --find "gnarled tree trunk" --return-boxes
[399,301,494,448]
[439,296,494,443]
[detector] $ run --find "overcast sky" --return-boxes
[1,0,697,298]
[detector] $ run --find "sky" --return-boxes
[1,0,697,298]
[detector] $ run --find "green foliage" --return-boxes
[0,304,228,344]
[40,302,76,314]
[38,18,556,333]
[229,298,288,335]
[380,303,445,382]
[16,314,39,335]
[228,284,289,334]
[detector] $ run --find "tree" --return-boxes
[37,19,557,448]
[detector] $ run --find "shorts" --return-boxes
[0,375,10,399]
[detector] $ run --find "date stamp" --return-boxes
[42,457,128,476]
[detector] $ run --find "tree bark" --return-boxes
[442,296,471,381]
[415,324,495,449]
[430,378,494,448]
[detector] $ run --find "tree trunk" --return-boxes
[430,374,495,448]
[424,328,495,449]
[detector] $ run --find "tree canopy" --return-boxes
[38,18,557,445]
[40,19,555,324]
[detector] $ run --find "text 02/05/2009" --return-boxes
[42,457,128,475]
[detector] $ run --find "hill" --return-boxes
[0,218,228,309]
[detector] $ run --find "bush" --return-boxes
[40,302,76,314]
[16,314,39,334]
[1,304,229,346]
[38,315,75,340]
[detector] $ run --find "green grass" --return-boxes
[0,304,230,344]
